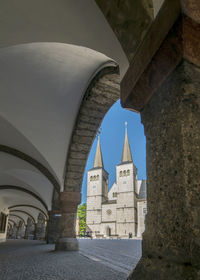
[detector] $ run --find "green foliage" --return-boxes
[77,203,87,236]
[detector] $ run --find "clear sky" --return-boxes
[81,100,146,203]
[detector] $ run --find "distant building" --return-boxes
[86,123,147,238]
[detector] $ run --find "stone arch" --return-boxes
[64,67,120,192]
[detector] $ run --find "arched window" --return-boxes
[123,170,126,176]
[97,175,99,180]
[127,170,130,176]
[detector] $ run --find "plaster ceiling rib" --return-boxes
[9,214,26,225]
[10,210,36,224]
[8,205,48,220]
[0,145,60,193]
[0,186,48,211]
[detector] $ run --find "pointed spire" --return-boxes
[121,122,133,163]
[93,135,104,168]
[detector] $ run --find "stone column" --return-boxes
[55,191,81,251]
[46,210,61,244]
[24,225,27,239]
[129,59,200,279]
[33,223,37,240]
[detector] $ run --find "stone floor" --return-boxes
[0,239,142,280]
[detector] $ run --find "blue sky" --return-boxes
[81,100,146,203]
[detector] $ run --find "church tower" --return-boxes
[86,136,108,237]
[116,122,138,237]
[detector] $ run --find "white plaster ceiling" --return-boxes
[0,152,53,209]
[0,43,117,191]
[9,206,44,223]
[0,0,129,78]
[0,189,47,215]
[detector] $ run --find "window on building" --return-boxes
[0,212,7,233]
[127,169,130,176]
[123,170,126,176]
[113,192,117,198]
[120,171,122,177]
[97,175,99,180]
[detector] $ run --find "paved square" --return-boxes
[0,239,142,280]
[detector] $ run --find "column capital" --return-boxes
[181,0,200,24]
[59,191,81,213]
[121,0,200,112]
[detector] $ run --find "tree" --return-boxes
[77,203,87,236]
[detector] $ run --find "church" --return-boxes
[86,124,147,238]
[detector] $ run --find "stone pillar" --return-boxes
[128,59,200,279]
[24,225,27,239]
[55,191,81,251]
[35,213,46,240]
[46,210,61,244]
[33,223,37,240]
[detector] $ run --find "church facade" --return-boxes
[86,124,147,238]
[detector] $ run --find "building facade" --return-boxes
[86,124,147,238]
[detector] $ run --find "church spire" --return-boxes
[121,122,133,163]
[93,135,104,168]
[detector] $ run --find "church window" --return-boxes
[90,176,93,181]
[113,192,117,198]
[94,175,96,180]
[120,171,122,177]
[127,170,130,176]
[123,170,126,176]
[143,208,147,215]
[97,175,99,180]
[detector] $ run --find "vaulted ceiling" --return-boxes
[0,0,164,226]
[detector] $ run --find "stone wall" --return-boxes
[64,69,120,193]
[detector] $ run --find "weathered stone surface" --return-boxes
[181,0,200,23]
[64,71,120,193]
[95,0,154,61]
[128,60,200,279]
[121,0,181,111]
[46,211,61,244]
[55,191,81,251]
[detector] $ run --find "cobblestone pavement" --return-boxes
[0,239,141,280]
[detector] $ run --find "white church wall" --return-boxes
[101,222,116,237]
[102,203,116,222]
[108,182,118,200]
[137,200,147,237]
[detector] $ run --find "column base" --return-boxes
[55,238,79,251]
[128,257,198,280]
